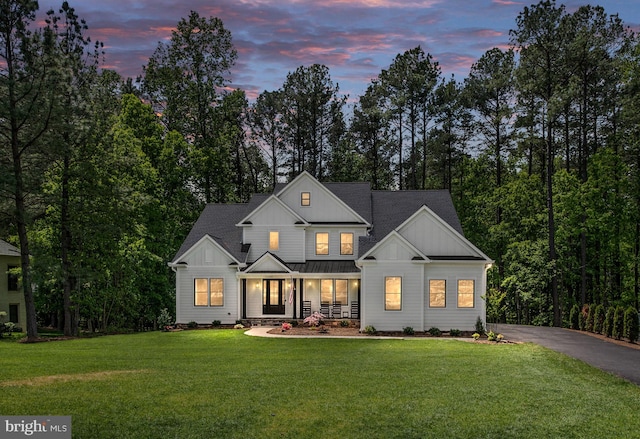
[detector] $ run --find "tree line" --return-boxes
[1,0,639,340]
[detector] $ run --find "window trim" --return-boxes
[301,191,311,206]
[457,279,475,308]
[340,232,354,255]
[429,279,446,308]
[194,278,224,307]
[384,276,402,311]
[315,232,329,255]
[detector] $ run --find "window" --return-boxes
[320,279,348,304]
[335,279,348,304]
[195,278,208,306]
[210,278,224,306]
[429,280,446,308]
[321,279,333,303]
[340,233,353,255]
[194,278,224,306]
[316,232,329,255]
[457,279,475,308]
[385,276,402,310]
[269,231,279,251]
[301,192,310,206]
[9,304,19,323]
[7,266,18,291]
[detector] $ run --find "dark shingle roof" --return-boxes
[172,184,466,263]
[322,182,372,224]
[172,193,270,262]
[358,190,463,257]
[0,239,20,257]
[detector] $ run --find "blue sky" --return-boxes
[43,0,640,101]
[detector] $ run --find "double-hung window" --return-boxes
[457,279,474,308]
[316,232,329,255]
[429,280,446,308]
[194,278,224,306]
[340,233,353,255]
[385,276,402,310]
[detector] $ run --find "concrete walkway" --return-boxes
[494,324,640,385]
[244,326,404,339]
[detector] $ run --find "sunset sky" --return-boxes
[46,0,640,101]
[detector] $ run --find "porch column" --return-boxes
[242,279,247,319]
[292,278,297,319]
[298,279,304,318]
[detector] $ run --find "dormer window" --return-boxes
[301,192,311,206]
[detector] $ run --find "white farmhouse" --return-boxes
[170,172,492,331]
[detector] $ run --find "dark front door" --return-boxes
[263,279,285,314]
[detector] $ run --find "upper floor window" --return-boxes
[340,233,353,255]
[269,231,279,251]
[429,279,446,308]
[457,279,474,308]
[316,232,329,255]
[385,276,402,311]
[301,192,311,206]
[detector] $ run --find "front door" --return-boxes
[263,279,285,314]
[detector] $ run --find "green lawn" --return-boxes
[1,330,639,439]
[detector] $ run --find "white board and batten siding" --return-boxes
[174,238,240,325]
[398,208,479,258]
[278,174,365,224]
[424,263,487,331]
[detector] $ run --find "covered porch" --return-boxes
[239,260,361,321]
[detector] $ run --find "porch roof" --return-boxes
[287,260,360,274]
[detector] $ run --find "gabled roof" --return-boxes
[359,190,463,256]
[171,203,251,263]
[276,172,371,225]
[0,239,20,257]
[236,194,308,227]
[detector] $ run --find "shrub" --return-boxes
[474,316,485,335]
[569,304,580,330]
[304,311,325,327]
[340,320,350,327]
[472,333,480,340]
[449,329,462,337]
[233,323,244,329]
[157,308,174,329]
[403,326,415,335]
[187,321,198,329]
[211,320,222,327]
[593,305,605,334]
[578,304,588,331]
[586,304,595,332]
[289,320,299,327]
[428,327,441,337]
[624,306,639,343]
[612,306,625,340]
[364,325,377,335]
[603,307,615,337]
[487,331,497,341]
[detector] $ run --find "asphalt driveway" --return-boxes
[494,324,640,385]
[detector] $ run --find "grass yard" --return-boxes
[2,330,640,439]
